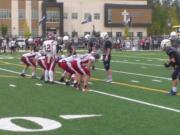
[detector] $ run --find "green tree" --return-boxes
[0,24,8,37]
[23,20,31,38]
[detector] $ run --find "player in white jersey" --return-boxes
[20,51,42,78]
[9,38,16,54]
[58,55,77,85]
[42,37,57,83]
[71,52,96,91]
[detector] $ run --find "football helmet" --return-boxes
[100,32,108,39]
[63,36,69,41]
[170,31,177,39]
[160,39,171,49]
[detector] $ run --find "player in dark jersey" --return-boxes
[162,40,180,96]
[101,32,112,82]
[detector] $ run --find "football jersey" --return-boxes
[22,52,36,58]
[78,54,95,64]
[43,40,57,57]
[59,55,77,63]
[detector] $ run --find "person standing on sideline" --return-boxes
[161,36,180,96]
[101,32,113,83]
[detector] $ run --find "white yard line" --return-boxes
[130,80,140,83]
[0,67,180,114]
[95,68,171,81]
[112,55,167,61]
[0,68,180,113]
[110,60,162,67]
[90,89,180,113]
[9,84,16,88]
[152,79,162,83]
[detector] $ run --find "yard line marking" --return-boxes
[123,60,128,62]
[112,55,167,61]
[135,60,140,62]
[141,66,147,69]
[0,75,19,78]
[9,84,16,88]
[35,83,43,87]
[152,79,162,83]
[110,60,162,67]
[88,82,93,85]
[0,67,173,95]
[95,68,171,81]
[60,114,102,120]
[130,80,139,83]
[91,77,173,95]
[90,89,180,113]
[147,60,153,62]
[0,60,171,81]
[2,67,180,113]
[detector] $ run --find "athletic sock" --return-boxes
[172,87,177,92]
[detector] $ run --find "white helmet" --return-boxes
[170,31,177,39]
[160,39,171,49]
[100,32,108,39]
[63,36,69,41]
[85,34,90,40]
[170,31,177,37]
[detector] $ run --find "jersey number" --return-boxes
[45,44,51,52]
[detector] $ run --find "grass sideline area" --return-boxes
[0,51,180,135]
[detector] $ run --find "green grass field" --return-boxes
[0,50,180,135]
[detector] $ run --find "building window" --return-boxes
[32,10,38,20]
[32,29,38,36]
[19,9,25,20]
[72,13,78,19]
[84,32,90,35]
[137,32,143,38]
[19,29,24,36]
[107,8,112,24]
[0,9,11,19]
[94,13,100,20]
[64,32,68,36]
[47,10,60,22]
[64,13,68,19]
[72,31,78,37]
[116,32,122,38]
[107,32,112,37]
[84,13,91,20]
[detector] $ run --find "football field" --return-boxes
[0,51,180,135]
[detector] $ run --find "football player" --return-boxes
[71,52,96,92]
[20,49,41,78]
[101,32,113,83]
[42,35,57,83]
[58,55,77,85]
[161,37,180,96]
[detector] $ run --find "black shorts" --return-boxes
[172,67,180,80]
[103,55,111,71]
